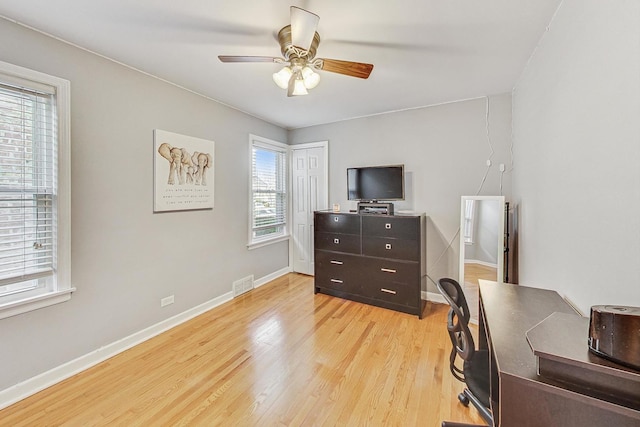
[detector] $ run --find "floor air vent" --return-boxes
[233,275,254,297]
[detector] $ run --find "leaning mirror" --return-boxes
[459,196,505,322]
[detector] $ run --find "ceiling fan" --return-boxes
[218,6,374,97]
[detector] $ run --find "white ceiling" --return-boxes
[0,0,562,129]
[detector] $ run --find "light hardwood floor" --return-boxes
[0,273,485,426]
[463,263,497,322]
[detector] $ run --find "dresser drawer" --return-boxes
[315,251,363,277]
[316,232,361,254]
[361,281,419,308]
[362,236,420,261]
[315,260,362,294]
[314,275,361,294]
[362,215,419,240]
[315,212,360,235]
[365,259,420,284]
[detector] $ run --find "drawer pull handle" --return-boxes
[334,238,340,244]
[385,243,392,250]
[385,223,392,229]
[381,288,397,295]
[331,279,344,284]
[380,268,397,273]
[333,217,339,222]
[330,260,344,265]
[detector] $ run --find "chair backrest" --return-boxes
[437,278,477,374]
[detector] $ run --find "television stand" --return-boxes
[357,201,394,215]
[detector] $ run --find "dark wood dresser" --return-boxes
[313,211,426,318]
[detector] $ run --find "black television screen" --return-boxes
[347,165,405,201]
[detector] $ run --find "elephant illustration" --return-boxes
[158,143,193,185]
[191,151,213,186]
[182,154,196,184]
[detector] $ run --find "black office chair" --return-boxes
[437,278,493,427]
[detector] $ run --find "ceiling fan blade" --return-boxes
[218,56,281,63]
[290,6,319,51]
[324,39,469,53]
[318,59,374,79]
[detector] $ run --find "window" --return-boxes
[0,61,72,319]
[249,135,288,248]
[463,199,475,244]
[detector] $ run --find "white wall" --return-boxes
[512,0,640,313]
[289,95,513,293]
[0,18,289,391]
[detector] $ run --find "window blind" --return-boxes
[0,81,56,293]
[251,143,287,239]
[463,199,475,244]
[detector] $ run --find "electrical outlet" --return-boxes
[499,163,506,172]
[161,295,174,307]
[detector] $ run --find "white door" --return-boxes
[292,143,328,275]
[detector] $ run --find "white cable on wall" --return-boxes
[426,228,461,288]
[474,96,495,196]
[427,96,496,286]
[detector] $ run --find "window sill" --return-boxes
[0,287,75,320]
[247,235,290,250]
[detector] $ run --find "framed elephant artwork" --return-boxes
[153,129,215,212]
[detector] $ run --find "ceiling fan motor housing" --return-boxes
[277,25,321,61]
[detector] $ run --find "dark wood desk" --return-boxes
[479,280,640,427]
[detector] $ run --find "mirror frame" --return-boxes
[459,196,506,289]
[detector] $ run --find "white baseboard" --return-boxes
[0,268,288,411]
[425,291,447,305]
[425,291,476,324]
[254,266,292,288]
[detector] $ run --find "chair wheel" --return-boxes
[458,392,470,406]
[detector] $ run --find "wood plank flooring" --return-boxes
[463,263,498,323]
[0,273,485,426]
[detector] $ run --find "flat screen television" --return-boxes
[347,165,405,201]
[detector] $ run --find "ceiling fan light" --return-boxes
[292,78,308,96]
[301,66,320,89]
[273,66,292,89]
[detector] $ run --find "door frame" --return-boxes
[289,141,329,273]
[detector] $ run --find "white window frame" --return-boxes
[248,134,289,250]
[0,60,72,319]
[463,199,475,244]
